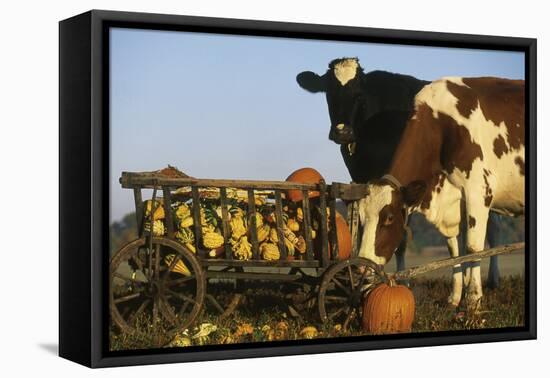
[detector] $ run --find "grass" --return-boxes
[109,275,525,351]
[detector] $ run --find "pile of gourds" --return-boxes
[141,194,316,262]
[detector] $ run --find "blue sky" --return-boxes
[110,28,524,222]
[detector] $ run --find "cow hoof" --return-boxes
[447,297,460,308]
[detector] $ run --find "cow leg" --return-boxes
[486,212,502,289]
[464,197,490,312]
[446,236,462,307]
[459,198,471,288]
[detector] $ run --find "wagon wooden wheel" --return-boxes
[110,237,205,341]
[318,258,384,330]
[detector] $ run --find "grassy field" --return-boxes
[110,273,525,351]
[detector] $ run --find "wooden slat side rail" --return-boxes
[133,187,144,237]
[350,201,360,258]
[247,189,260,260]
[302,190,314,261]
[191,186,205,259]
[318,180,329,267]
[162,187,174,238]
[274,190,287,260]
[328,195,339,260]
[219,187,232,260]
[120,172,318,191]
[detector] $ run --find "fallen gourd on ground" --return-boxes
[361,278,416,334]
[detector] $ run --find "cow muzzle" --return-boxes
[329,123,355,144]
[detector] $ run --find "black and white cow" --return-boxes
[297,58,428,272]
[297,58,504,288]
[357,76,525,309]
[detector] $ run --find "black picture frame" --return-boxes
[59,9,537,368]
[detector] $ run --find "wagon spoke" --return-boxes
[113,272,141,284]
[166,275,196,287]
[356,268,370,292]
[166,288,198,305]
[147,246,153,282]
[328,306,346,320]
[114,290,143,304]
[131,253,144,272]
[159,295,177,324]
[178,301,191,318]
[347,266,356,289]
[130,298,151,324]
[331,277,351,296]
[154,243,161,280]
[343,307,357,330]
[152,296,159,326]
[324,295,348,303]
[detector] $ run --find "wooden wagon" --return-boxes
[110,171,525,339]
[110,171,387,338]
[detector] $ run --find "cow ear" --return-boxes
[401,180,426,207]
[296,71,326,93]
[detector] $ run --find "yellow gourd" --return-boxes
[230,216,247,240]
[261,243,280,261]
[144,200,165,220]
[232,236,252,260]
[256,224,271,243]
[287,218,300,232]
[175,203,191,219]
[203,231,224,249]
[179,216,194,229]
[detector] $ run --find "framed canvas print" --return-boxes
[59,10,536,368]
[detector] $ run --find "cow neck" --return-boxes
[387,106,443,188]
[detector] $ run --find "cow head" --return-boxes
[357,180,426,265]
[297,57,366,146]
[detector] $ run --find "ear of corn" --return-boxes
[164,254,191,276]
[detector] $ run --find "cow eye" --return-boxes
[383,213,394,226]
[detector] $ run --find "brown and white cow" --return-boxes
[358,76,525,309]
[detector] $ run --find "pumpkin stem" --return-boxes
[388,277,396,287]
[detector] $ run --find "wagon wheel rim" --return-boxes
[318,258,383,330]
[110,237,205,343]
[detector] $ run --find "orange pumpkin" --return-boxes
[362,279,415,334]
[285,168,323,202]
[314,212,352,260]
[333,213,352,260]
